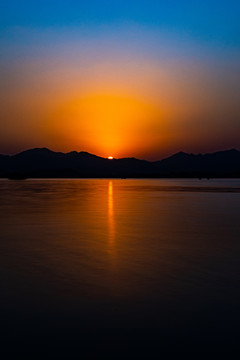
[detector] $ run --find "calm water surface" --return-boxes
[0,179,240,355]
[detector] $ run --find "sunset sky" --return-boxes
[0,0,240,159]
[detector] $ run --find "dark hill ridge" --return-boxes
[0,148,239,178]
[154,149,240,175]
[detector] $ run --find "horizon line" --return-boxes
[0,146,239,162]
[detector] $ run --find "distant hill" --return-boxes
[0,148,239,178]
[154,149,240,177]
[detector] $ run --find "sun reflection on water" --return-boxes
[108,180,115,256]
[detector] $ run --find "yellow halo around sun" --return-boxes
[108,156,113,160]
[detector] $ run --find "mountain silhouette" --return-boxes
[0,148,239,178]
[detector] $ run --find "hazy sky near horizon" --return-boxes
[0,0,240,159]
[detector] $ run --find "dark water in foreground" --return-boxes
[0,179,240,355]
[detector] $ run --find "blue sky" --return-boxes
[1,0,239,65]
[1,0,239,45]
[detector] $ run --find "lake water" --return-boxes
[0,179,240,355]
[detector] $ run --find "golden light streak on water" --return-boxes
[108,180,115,259]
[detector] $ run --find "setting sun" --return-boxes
[46,93,167,159]
[108,156,113,159]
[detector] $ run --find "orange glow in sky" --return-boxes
[46,92,170,159]
[0,27,239,159]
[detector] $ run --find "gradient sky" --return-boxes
[0,0,240,159]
